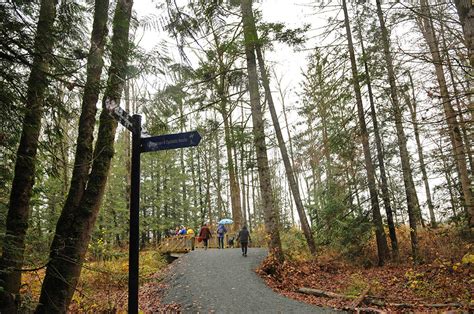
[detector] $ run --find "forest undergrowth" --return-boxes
[257,225,473,312]
[19,226,472,312]
[21,250,170,313]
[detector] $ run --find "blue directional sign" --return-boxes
[140,131,201,153]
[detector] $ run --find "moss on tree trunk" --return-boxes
[240,0,284,263]
[36,0,133,312]
[0,0,58,311]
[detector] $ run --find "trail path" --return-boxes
[162,248,338,313]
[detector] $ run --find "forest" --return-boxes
[0,0,472,312]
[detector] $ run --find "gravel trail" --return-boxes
[162,248,338,313]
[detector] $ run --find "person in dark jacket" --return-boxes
[236,226,251,256]
[198,223,212,250]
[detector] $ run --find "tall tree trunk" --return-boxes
[405,71,436,227]
[321,112,332,186]
[454,0,474,69]
[222,109,243,230]
[417,0,474,229]
[0,0,58,311]
[251,162,260,224]
[453,0,474,126]
[155,158,163,235]
[349,160,362,213]
[205,147,212,226]
[253,26,317,255]
[58,113,69,197]
[241,105,248,227]
[214,120,223,219]
[179,100,187,224]
[36,0,132,312]
[246,164,252,231]
[246,145,254,231]
[342,0,389,264]
[358,28,398,256]
[124,79,132,240]
[197,148,205,224]
[439,142,459,222]
[191,146,198,219]
[215,48,242,229]
[278,82,297,227]
[308,118,321,225]
[439,18,474,172]
[240,0,283,262]
[375,0,420,260]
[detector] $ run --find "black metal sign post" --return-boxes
[129,114,141,314]
[106,101,201,314]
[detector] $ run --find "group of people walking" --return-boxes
[167,223,252,256]
[197,223,251,256]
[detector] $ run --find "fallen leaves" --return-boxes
[138,259,183,313]
[256,228,473,312]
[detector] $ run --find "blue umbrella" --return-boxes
[218,218,233,225]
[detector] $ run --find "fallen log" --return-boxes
[350,285,371,308]
[298,287,468,309]
[297,287,349,299]
[424,303,465,308]
[364,297,465,309]
[352,307,386,313]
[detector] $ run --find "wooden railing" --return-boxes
[158,235,195,253]
[158,234,237,253]
[194,234,235,249]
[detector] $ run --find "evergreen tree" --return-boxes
[0,0,58,310]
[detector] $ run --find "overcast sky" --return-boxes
[131,1,444,222]
[133,0,333,126]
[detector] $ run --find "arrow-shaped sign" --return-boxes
[140,131,202,153]
[105,98,134,132]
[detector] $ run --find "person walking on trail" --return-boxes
[178,225,187,235]
[198,223,212,250]
[187,226,195,250]
[236,226,251,256]
[216,223,227,249]
[186,226,195,236]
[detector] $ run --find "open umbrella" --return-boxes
[218,218,233,225]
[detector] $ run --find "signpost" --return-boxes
[106,101,201,314]
[105,99,134,132]
[141,131,201,153]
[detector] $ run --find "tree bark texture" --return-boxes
[241,105,248,227]
[214,127,223,219]
[0,0,58,311]
[211,26,243,230]
[454,0,474,69]
[278,84,297,226]
[453,0,474,142]
[439,19,474,172]
[38,0,110,264]
[240,0,284,263]
[222,109,243,231]
[405,71,436,227]
[36,0,133,312]
[253,28,317,255]
[418,0,474,229]
[439,144,459,221]
[358,28,399,256]
[375,0,420,259]
[342,0,389,265]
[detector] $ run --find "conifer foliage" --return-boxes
[0,0,472,311]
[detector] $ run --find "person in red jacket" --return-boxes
[198,223,212,250]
